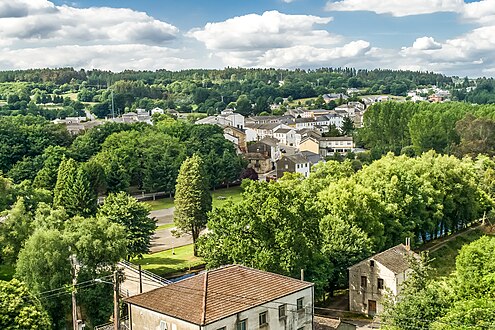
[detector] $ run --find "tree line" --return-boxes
[358,101,495,158]
[198,152,494,298]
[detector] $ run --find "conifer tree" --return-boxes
[174,154,212,256]
[53,157,96,217]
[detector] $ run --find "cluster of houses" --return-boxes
[407,86,451,103]
[196,105,361,179]
[119,242,418,330]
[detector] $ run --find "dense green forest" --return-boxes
[199,152,495,297]
[358,101,495,158]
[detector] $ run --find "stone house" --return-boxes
[348,244,418,316]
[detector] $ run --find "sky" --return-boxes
[0,0,494,77]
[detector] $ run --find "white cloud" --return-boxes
[0,44,197,72]
[325,0,464,17]
[189,11,372,68]
[190,11,335,51]
[412,37,442,50]
[0,0,179,46]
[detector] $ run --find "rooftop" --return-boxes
[349,244,417,274]
[125,265,312,325]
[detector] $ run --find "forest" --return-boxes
[0,67,454,120]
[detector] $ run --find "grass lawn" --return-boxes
[156,223,175,231]
[288,97,317,107]
[144,186,243,211]
[428,227,487,278]
[146,198,175,211]
[132,244,204,278]
[0,264,14,281]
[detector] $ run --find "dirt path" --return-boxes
[427,223,483,253]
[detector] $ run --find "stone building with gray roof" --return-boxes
[348,243,418,316]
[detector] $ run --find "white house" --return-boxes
[273,127,297,146]
[125,265,314,330]
[348,244,418,316]
[319,137,354,157]
[196,109,245,130]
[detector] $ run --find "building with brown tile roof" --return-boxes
[125,265,314,330]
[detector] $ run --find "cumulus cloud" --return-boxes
[0,44,197,72]
[189,11,372,68]
[0,0,178,46]
[325,0,464,17]
[412,37,442,50]
[190,11,335,51]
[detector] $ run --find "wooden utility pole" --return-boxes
[72,275,78,330]
[113,270,120,330]
[70,255,78,330]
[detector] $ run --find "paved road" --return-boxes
[150,207,174,225]
[150,226,193,253]
[148,206,200,253]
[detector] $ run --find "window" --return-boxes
[361,276,367,288]
[217,327,226,330]
[237,319,247,330]
[378,278,384,290]
[160,321,168,330]
[259,311,268,326]
[297,327,305,330]
[278,304,286,318]
[370,260,374,268]
[297,297,304,311]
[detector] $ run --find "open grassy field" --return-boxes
[144,185,243,211]
[132,244,204,278]
[0,264,14,281]
[428,226,488,278]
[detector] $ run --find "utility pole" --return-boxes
[70,255,78,330]
[113,270,120,330]
[138,264,143,294]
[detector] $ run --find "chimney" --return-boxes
[300,269,304,281]
[405,237,411,251]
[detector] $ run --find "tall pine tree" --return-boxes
[53,157,96,217]
[174,154,212,256]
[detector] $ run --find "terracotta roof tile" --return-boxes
[124,265,312,325]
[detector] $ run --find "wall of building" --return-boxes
[204,287,314,330]
[298,140,319,155]
[129,305,200,330]
[348,261,397,316]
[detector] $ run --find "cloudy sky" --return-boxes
[0,0,494,76]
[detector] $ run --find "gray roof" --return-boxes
[283,153,309,164]
[295,118,316,123]
[260,136,279,146]
[246,123,281,130]
[274,128,293,134]
[301,151,323,165]
[350,244,417,274]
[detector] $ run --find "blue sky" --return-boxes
[1,0,495,76]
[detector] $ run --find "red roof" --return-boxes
[125,265,313,325]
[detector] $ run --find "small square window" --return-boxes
[297,297,304,311]
[378,278,384,290]
[361,276,367,288]
[160,321,167,330]
[259,311,268,326]
[370,260,374,267]
[278,304,286,318]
